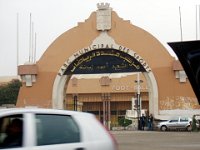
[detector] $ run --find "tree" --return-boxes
[118,116,132,127]
[0,79,21,106]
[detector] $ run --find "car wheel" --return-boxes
[160,125,167,131]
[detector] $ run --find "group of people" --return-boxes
[139,114,154,131]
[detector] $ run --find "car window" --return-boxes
[0,114,23,149]
[169,119,178,123]
[180,117,189,122]
[35,114,80,146]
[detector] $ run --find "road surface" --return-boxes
[111,130,200,150]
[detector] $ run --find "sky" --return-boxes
[0,0,200,77]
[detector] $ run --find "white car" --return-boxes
[156,116,195,131]
[0,108,117,150]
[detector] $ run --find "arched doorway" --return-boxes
[52,32,158,120]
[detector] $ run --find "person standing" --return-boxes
[147,114,154,131]
[192,115,198,132]
[140,114,146,130]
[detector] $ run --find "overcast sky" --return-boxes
[0,0,200,77]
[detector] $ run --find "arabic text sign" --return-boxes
[64,49,147,75]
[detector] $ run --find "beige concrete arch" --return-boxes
[17,8,197,119]
[52,32,159,117]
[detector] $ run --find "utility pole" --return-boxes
[135,72,143,130]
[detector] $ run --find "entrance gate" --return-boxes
[52,32,158,121]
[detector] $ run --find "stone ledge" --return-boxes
[18,64,38,75]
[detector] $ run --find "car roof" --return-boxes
[0,107,92,117]
[168,40,200,104]
[169,116,191,119]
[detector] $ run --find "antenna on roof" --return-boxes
[179,6,183,41]
[29,13,32,62]
[31,22,34,62]
[34,32,37,63]
[28,13,37,63]
[16,13,19,74]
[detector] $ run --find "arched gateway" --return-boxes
[17,3,198,121]
[53,32,157,116]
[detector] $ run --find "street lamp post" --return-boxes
[134,72,143,130]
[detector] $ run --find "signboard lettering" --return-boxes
[58,44,151,76]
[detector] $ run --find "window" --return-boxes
[170,119,178,123]
[0,114,23,149]
[180,117,189,122]
[36,114,80,146]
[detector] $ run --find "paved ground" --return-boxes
[111,130,200,150]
